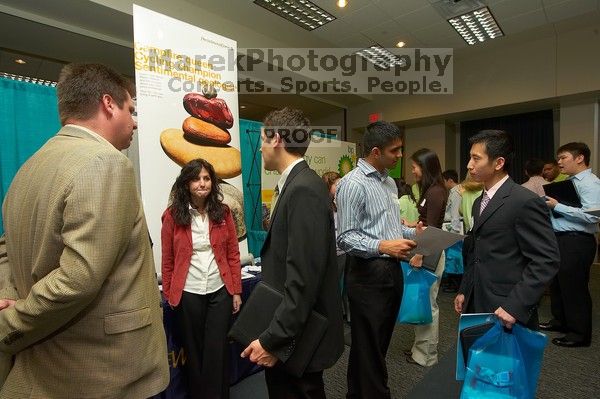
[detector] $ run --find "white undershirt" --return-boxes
[183,207,224,295]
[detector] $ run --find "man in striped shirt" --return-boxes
[337,121,417,399]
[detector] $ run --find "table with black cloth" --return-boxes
[154,272,263,399]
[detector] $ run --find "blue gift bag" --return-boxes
[460,320,547,399]
[397,262,438,324]
[512,323,548,397]
[444,241,464,275]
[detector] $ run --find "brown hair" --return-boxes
[169,159,225,225]
[461,173,484,192]
[57,63,135,125]
[321,171,341,212]
[263,107,311,156]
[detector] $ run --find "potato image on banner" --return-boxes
[183,92,234,130]
[182,116,231,146]
[160,128,241,179]
[220,181,246,241]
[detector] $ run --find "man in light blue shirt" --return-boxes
[336,121,417,399]
[541,142,600,347]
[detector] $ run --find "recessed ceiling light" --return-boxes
[448,6,503,45]
[337,0,347,8]
[15,59,26,64]
[355,45,405,69]
[253,0,336,31]
[396,41,405,48]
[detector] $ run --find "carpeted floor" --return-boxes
[232,263,600,398]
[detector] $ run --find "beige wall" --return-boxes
[346,18,600,130]
[559,101,600,173]
[403,124,445,185]
[343,18,600,177]
[311,109,345,140]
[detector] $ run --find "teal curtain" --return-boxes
[239,118,267,256]
[0,78,61,235]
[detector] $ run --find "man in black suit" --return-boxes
[241,108,344,398]
[454,130,560,329]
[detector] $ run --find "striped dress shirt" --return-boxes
[336,158,415,258]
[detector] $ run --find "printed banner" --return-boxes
[261,137,356,208]
[133,5,247,274]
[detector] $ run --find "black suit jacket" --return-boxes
[259,161,344,373]
[459,177,560,327]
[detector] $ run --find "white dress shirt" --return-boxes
[183,206,224,295]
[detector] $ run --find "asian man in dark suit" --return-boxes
[241,108,344,398]
[454,130,560,329]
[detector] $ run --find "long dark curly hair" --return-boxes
[170,159,225,225]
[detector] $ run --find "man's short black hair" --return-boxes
[363,121,402,156]
[469,129,514,171]
[442,169,459,183]
[557,142,591,166]
[524,158,545,176]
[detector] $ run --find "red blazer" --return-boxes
[161,206,242,306]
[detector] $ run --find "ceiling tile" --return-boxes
[361,20,407,44]
[541,0,571,6]
[544,0,599,21]
[339,4,390,31]
[489,0,543,20]
[412,22,456,44]
[394,5,446,31]
[334,34,377,49]
[434,34,469,49]
[375,0,428,16]
[316,0,374,16]
[499,9,548,34]
[311,19,356,40]
[376,32,424,49]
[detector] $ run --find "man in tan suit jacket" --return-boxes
[0,63,169,398]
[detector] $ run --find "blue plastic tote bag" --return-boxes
[397,262,438,324]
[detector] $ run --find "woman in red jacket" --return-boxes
[161,158,242,399]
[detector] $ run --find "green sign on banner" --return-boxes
[388,158,403,179]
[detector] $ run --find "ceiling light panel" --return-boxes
[355,45,405,69]
[448,6,503,45]
[253,0,336,31]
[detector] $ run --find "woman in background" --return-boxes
[322,171,349,320]
[459,173,484,232]
[406,148,448,368]
[162,158,242,399]
[397,178,419,226]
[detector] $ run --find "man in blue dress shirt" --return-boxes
[541,142,600,347]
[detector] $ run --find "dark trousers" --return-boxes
[346,257,402,399]
[265,367,325,399]
[550,233,596,342]
[177,287,233,399]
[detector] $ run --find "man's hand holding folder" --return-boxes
[241,339,278,367]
